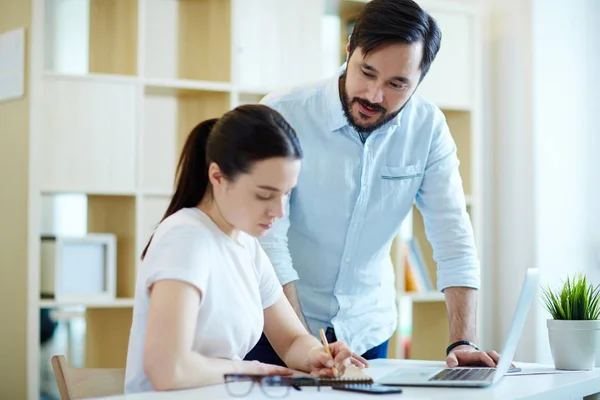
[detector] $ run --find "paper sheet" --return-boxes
[506,368,589,376]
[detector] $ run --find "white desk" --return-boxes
[96,359,600,400]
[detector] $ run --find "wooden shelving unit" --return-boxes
[26,0,482,397]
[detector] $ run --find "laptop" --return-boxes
[376,268,540,388]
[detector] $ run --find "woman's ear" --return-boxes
[207,162,224,189]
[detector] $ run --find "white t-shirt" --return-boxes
[124,207,283,393]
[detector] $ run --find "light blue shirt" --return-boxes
[258,68,480,355]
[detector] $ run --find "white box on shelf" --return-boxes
[40,233,117,302]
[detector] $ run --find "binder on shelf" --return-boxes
[403,238,434,292]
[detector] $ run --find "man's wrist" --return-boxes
[446,340,480,356]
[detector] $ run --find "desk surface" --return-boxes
[97,359,600,400]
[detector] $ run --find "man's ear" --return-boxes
[345,35,351,61]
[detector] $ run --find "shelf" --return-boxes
[142,88,230,193]
[39,298,135,309]
[410,302,449,360]
[139,196,171,253]
[141,190,174,198]
[144,79,232,95]
[143,0,231,82]
[235,0,330,90]
[42,71,139,84]
[44,0,137,75]
[404,291,445,302]
[444,110,473,196]
[237,92,266,107]
[40,76,137,193]
[87,195,137,299]
[86,308,133,368]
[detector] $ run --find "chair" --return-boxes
[51,355,125,400]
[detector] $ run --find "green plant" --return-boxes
[541,273,600,320]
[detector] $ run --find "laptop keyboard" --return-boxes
[429,368,495,382]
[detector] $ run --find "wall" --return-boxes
[481,0,537,360]
[0,0,32,398]
[530,0,596,364]
[483,0,600,362]
[588,0,600,286]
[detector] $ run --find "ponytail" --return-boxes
[141,118,218,260]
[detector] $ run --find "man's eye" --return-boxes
[361,70,375,78]
[390,82,407,90]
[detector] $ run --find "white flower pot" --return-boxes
[547,319,600,370]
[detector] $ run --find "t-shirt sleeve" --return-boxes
[142,224,213,295]
[253,239,284,309]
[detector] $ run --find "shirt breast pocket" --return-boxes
[380,164,423,200]
[381,165,423,180]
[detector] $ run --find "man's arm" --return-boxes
[415,107,488,366]
[444,286,478,343]
[257,97,310,330]
[283,281,310,331]
[257,195,310,330]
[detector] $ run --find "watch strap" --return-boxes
[446,340,480,356]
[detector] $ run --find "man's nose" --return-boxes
[365,81,384,104]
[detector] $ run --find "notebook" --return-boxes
[293,366,374,387]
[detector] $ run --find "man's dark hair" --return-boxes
[348,0,442,80]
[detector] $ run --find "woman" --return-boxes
[124,105,365,393]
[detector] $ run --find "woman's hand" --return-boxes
[307,341,367,377]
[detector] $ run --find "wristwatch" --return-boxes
[446,340,480,356]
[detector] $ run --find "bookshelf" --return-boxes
[25,0,482,397]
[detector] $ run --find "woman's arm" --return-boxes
[263,294,367,376]
[143,280,293,391]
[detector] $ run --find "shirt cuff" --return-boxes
[274,266,299,286]
[437,262,481,291]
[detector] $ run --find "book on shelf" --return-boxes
[403,237,434,292]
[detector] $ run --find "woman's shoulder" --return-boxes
[151,208,215,246]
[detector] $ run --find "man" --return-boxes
[245,0,500,369]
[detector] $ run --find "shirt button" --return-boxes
[345,257,351,263]
[354,223,359,228]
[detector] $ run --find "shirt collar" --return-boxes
[325,64,348,133]
[325,63,406,134]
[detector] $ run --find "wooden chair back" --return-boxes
[51,355,125,400]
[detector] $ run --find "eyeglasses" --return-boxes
[224,374,321,398]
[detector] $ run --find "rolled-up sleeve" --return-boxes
[415,107,481,291]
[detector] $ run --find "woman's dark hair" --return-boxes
[141,104,302,260]
[348,0,442,80]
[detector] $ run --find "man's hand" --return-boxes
[445,345,500,368]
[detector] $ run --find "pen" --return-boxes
[319,328,339,378]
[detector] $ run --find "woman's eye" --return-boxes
[256,194,272,201]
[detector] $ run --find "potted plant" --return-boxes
[542,272,600,370]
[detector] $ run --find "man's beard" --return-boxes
[339,73,404,135]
